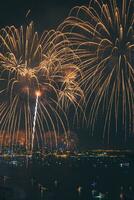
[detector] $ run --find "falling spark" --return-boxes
[26,9,31,18]
[59,0,134,140]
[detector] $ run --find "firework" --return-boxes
[0,22,83,153]
[31,90,40,153]
[59,0,134,140]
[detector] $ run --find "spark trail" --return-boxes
[31,91,40,153]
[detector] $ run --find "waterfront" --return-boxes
[0,150,134,199]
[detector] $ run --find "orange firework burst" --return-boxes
[0,22,84,153]
[59,0,134,140]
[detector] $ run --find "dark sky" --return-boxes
[0,0,89,30]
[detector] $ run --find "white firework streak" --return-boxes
[31,95,39,153]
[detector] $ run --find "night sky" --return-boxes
[0,0,134,149]
[0,0,89,30]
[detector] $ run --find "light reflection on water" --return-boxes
[0,154,134,200]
